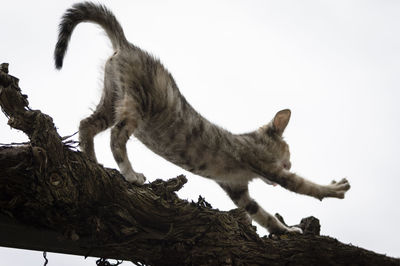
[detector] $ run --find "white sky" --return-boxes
[1,0,399,264]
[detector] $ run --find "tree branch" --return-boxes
[0,63,398,265]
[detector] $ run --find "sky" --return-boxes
[1,0,400,264]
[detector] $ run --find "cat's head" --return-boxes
[264,109,291,169]
[246,109,292,180]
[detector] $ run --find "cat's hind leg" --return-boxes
[218,182,302,234]
[79,92,114,162]
[110,93,146,185]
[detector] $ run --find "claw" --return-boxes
[326,178,350,199]
[288,226,303,234]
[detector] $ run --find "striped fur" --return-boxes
[54,2,350,234]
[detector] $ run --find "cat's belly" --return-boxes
[135,127,253,183]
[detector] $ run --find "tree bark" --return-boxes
[0,63,398,265]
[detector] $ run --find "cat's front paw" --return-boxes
[325,178,350,199]
[123,171,146,185]
[270,226,303,237]
[271,223,303,235]
[287,226,303,234]
[272,213,303,234]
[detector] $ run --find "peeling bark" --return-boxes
[0,63,398,265]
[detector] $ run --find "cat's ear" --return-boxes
[271,109,291,136]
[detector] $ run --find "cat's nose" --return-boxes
[283,161,291,170]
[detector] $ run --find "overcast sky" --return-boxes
[1,0,399,264]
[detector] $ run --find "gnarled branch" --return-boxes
[0,63,398,265]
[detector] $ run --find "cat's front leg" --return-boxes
[218,182,302,234]
[265,170,350,200]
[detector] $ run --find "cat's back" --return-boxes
[107,45,181,113]
[107,45,246,179]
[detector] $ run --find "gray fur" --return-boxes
[55,2,350,234]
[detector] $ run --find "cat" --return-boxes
[54,2,350,234]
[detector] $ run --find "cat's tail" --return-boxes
[54,2,129,69]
